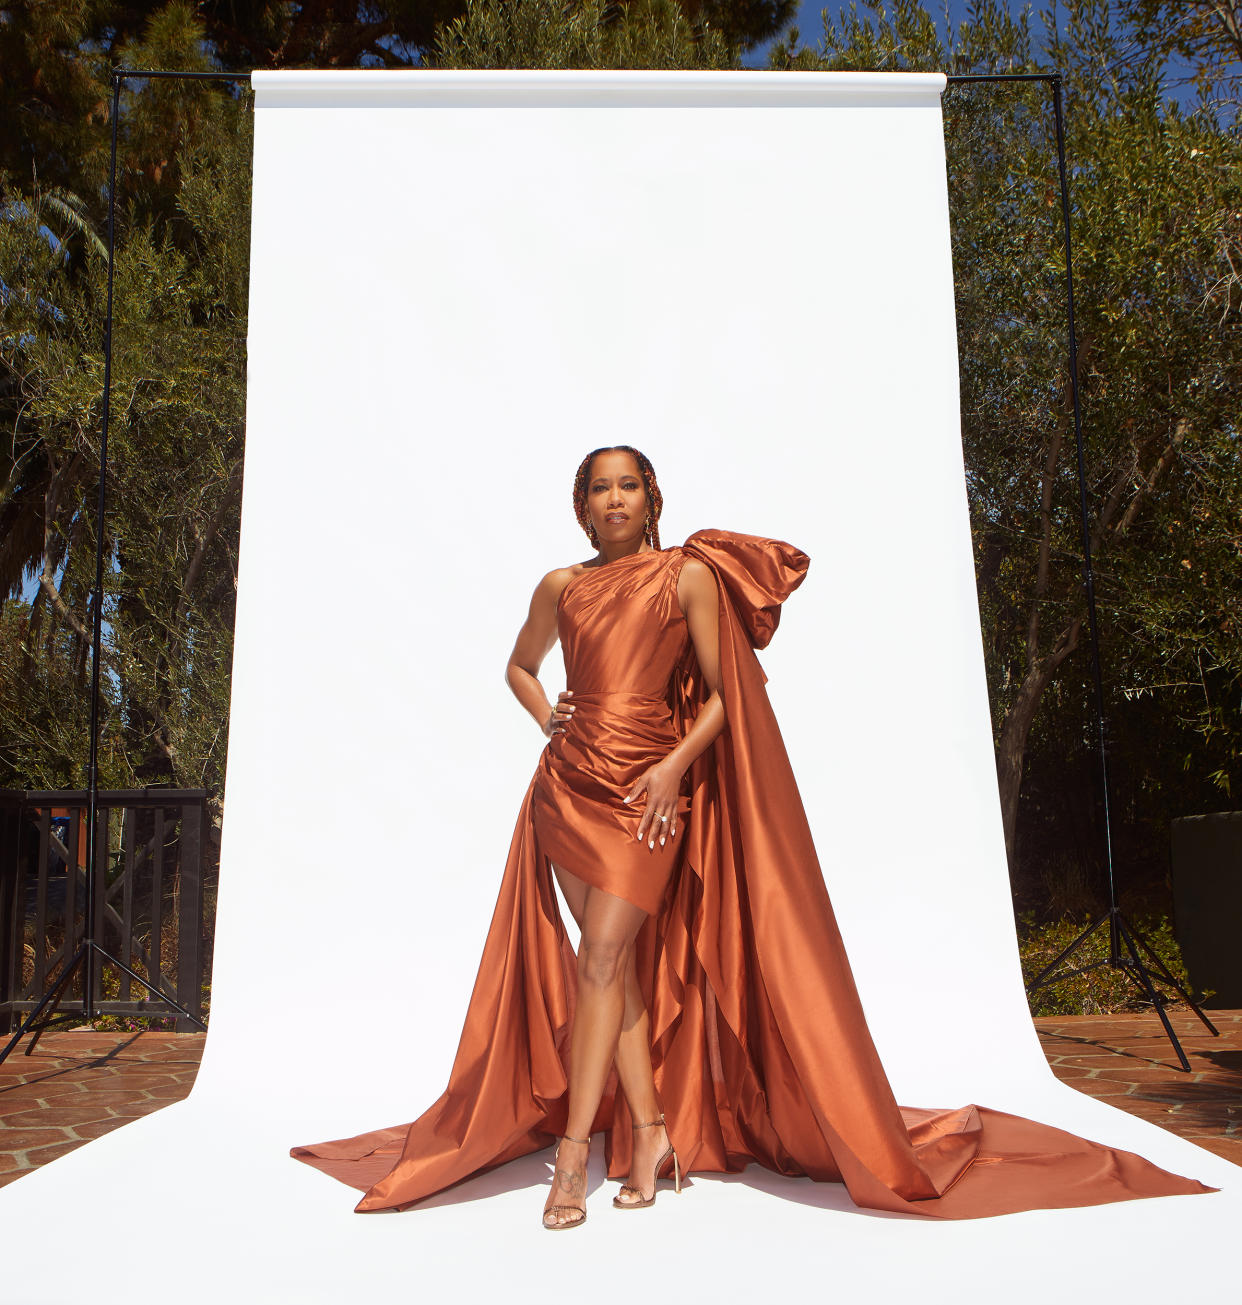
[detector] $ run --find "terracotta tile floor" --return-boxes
[1033,1007,1242,1167]
[1,1009,1239,1187]
[0,1030,206,1187]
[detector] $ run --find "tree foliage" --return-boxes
[428,0,735,68]
[2,0,1238,921]
[1,5,252,811]
[774,0,1241,905]
[1121,0,1242,127]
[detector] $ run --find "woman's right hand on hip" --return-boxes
[544,690,575,739]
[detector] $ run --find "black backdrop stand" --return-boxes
[1,68,1217,1071]
[0,71,247,1066]
[948,72,1218,1069]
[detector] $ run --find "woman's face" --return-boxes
[585,451,649,547]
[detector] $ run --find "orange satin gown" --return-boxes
[290,528,1218,1217]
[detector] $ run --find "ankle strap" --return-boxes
[631,1113,666,1129]
[562,1132,591,1144]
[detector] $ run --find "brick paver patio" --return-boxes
[1,1009,1238,1187]
[0,1030,206,1187]
[1034,1007,1241,1166]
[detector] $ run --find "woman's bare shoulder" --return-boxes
[677,555,719,593]
[537,559,594,606]
[677,555,713,581]
[674,555,718,618]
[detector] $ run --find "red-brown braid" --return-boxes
[572,446,663,552]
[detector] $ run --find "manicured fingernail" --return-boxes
[623,795,632,803]
[659,836,665,846]
[648,839,654,848]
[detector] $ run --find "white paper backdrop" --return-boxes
[0,69,1233,1305]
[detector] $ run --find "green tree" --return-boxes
[1,4,252,816]
[428,0,736,67]
[1121,0,1242,126]
[773,1,1241,891]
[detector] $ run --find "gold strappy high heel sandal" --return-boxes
[612,1112,681,1209]
[542,1132,591,1231]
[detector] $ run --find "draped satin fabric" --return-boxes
[290,528,1218,1218]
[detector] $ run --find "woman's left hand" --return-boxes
[624,759,684,850]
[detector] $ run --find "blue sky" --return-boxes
[743,0,1202,111]
[743,0,1024,65]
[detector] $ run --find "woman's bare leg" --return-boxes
[614,949,661,1122]
[543,865,648,1226]
[551,863,660,1124]
[611,946,674,1204]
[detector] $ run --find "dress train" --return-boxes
[291,529,1218,1218]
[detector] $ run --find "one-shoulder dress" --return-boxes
[290,528,1217,1218]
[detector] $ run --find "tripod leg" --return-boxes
[1117,914,1220,1037]
[103,947,205,1029]
[1039,956,1113,984]
[1,942,205,1068]
[0,944,88,1063]
[1025,911,1110,995]
[1114,923,1192,1072]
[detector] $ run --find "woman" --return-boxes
[520,445,726,1227]
[291,446,1217,1228]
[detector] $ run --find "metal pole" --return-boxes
[112,70,252,81]
[81,72,123,1018]
[1050,76,1121,935]
[947,72,1058,82]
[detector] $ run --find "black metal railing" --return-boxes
[0,789,209,1033]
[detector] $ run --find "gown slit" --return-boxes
[290,528,1219,1219]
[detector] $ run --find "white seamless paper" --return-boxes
[1,70,1233,1305]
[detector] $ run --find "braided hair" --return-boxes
[572,446,663,553]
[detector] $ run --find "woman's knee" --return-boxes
[578,935,629,989]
